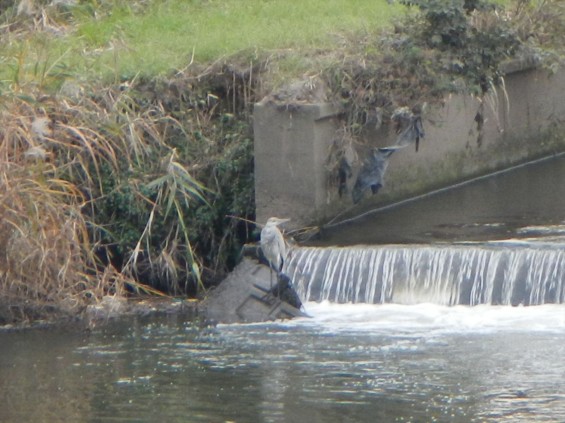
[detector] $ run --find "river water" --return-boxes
[1,304,565,422]
[1,155,564,422]
[318,154,565,245]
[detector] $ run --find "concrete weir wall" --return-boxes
[254,65,565,228]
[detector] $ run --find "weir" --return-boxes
[285,243,565,306]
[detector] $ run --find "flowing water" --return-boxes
[2,305,565,422]
[1,155,565,422]
[286,243,565,306]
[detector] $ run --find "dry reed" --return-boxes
[0,78,214,323]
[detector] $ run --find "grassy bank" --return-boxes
[0,0,563,324]
[1,0,404,87]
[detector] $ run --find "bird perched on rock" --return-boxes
[352,148,396,204]
[260,217,290,289]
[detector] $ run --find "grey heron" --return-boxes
[260,217,290,289]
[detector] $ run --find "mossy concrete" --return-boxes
[254,65,565,228]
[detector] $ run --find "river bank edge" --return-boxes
[0,296,201,333]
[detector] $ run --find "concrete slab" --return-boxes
[201,258,307,325]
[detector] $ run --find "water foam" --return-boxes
[295,301,565,335]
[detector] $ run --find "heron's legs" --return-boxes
[266,264,280,300]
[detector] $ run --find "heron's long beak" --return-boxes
[272,217,291,225]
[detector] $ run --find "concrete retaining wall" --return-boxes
[254,65,565,228]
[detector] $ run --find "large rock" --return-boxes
[201,258,307,324]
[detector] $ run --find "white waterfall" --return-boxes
[284,244,565,306]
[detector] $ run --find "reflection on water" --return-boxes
[2,305,565,422]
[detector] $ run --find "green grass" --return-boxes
[1,0,405,84]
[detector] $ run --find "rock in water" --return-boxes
[201,258,307,324]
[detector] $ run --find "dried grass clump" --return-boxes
[0,66,247,323]
[0,83,209,323]
[0,97,122,323]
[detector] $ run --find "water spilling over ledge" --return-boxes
[285,243,565,306]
